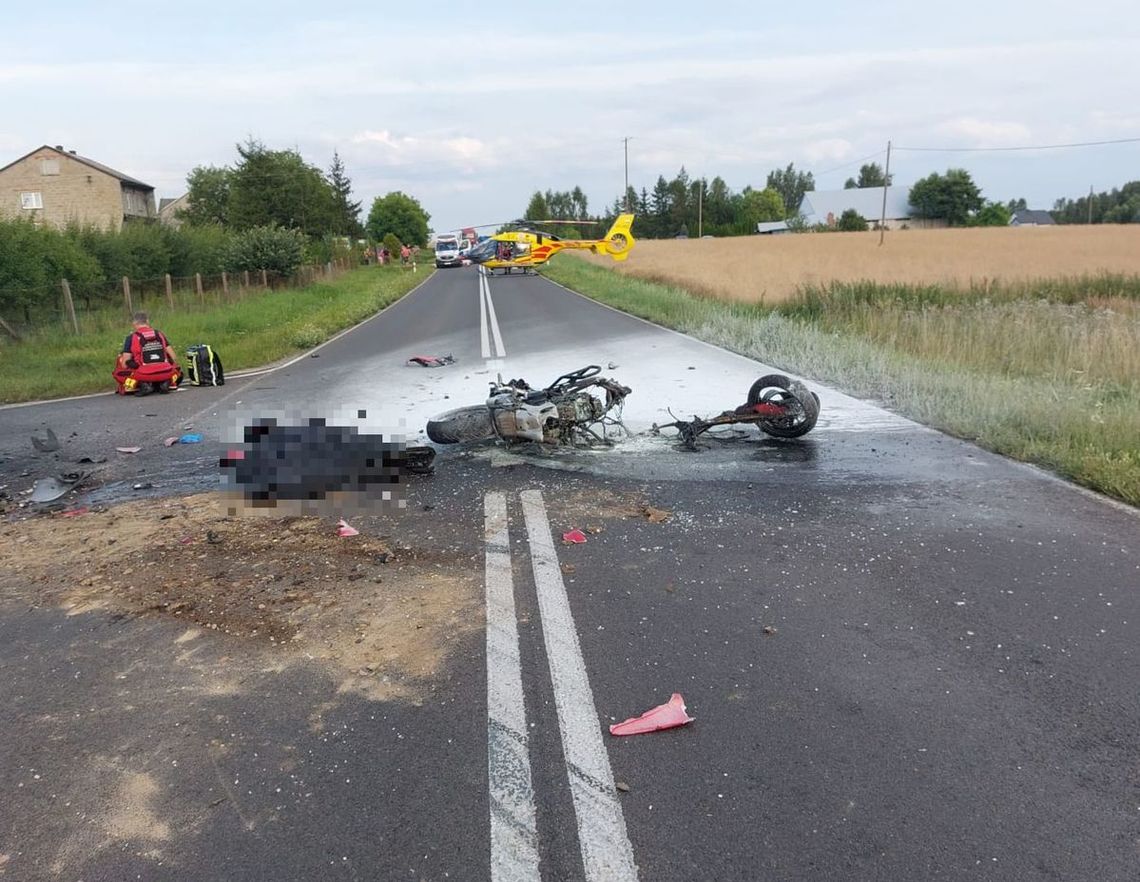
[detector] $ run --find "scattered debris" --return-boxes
[762,625,777,636]
[206,530,222,544]
[615,781,630,793]
[30,475,83,504]
[562,529,588,544]
[337,519,360,537]
[607,362,619,370]
[407,354,456,368]
[641,505,671,524]
[31,428,60,453]
[178,536,194,545]
[75,455,107,464]
[560,563,576,575]
[179,434,203,444]
[164,437,180,447]
[584,524,604,535]
[133,482,154,490]
[609,693,694,737]
[59,507,89,518]
[375,550,394,564]
[116,446,142,454]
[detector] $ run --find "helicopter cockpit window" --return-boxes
[468,239,497,262]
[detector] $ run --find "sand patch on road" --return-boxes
[0,494,480,702]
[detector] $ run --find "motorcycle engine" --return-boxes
[558,394,604,425]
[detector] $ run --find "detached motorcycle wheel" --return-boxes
[748,374,820,439]
[426,406,496,444]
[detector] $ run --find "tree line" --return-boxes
[524,163,1140,236]
[185,139,432,250]
[1,138,437,320]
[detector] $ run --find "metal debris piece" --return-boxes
[116,446,142,454]
[407,354,456,368]
[31,428,60,453]
[30,476,76,503]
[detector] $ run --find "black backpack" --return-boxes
[185,344,225,386]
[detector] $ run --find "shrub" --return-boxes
[225,225,306,275]
[837,209,869,232]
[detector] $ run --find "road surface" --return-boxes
[1,265,1137,881]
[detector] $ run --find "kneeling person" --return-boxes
[114,311,181,394]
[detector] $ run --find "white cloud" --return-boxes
[935,117,1033,146]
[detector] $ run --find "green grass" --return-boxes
[544,256,1140,507]
[0,265,428,404]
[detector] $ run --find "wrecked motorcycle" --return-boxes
[426,365,630,446]
[656,373,820,450]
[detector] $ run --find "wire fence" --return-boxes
[0,257,358,341]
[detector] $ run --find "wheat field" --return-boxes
[583,226,1140,302]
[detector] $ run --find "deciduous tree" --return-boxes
[766,164,815,218]
[366,192,431,247]
[844,162,892,189]
[909,168,984,226]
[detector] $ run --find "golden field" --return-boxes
[583,225,1140,302]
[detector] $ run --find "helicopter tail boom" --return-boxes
[593,212,635,261]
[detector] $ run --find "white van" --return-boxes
[434,235,462,268]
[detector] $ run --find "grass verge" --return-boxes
[544,256,1140,507]
[0,265,428,404]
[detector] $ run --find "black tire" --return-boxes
[747,374,819,438]
[746,374,794,406]
[426,406,496,444]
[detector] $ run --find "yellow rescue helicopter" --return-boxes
[464,213,635,275]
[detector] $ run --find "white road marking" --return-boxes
[480,269,507,359]
[484,492,541,882]
[479,270,492,359]
[520,490,639,882]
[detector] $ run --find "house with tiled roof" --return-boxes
[0,144,155,230]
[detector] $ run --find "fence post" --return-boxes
[60,278,79,334]
[243,270,250,289]
[221,271,229,298]
[195,272,204,305]
[164,273,174,308]
[261,269,268,288]
[122,276,133,315]
[0,315,21,341]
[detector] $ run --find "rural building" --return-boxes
[158,193,190,228]
[0,144,156,231]
[1010,209,1056,226]
[755,221,790,235]
[797,186,942,229]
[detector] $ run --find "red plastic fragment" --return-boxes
[562,529,588,544]
[336,519,360,537]
[609,693,694,736]
[59,507,89,518]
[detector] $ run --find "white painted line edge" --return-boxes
[484,493,541,882]
[484,274,507,358]
[480,270,492,359]
[520,490,638,882]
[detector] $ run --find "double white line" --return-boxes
[484,491,638,882]
[479,269,507,359]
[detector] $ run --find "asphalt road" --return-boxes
[1,265,1138,881]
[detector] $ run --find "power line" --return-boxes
[813,149,888,178]
[895,136,1140,153]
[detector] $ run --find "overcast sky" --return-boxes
[3,0,1138,233]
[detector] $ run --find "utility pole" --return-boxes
[1087,184,1094,225]
[622,137,632,211]
[878,139,892,246]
